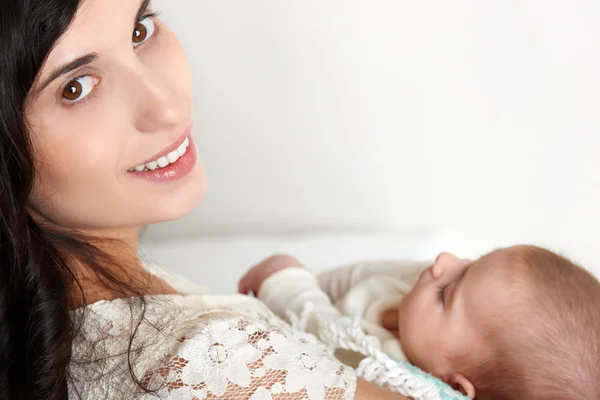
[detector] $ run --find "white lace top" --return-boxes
[68,264,357,399]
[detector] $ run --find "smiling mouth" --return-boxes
[128,136,190,172]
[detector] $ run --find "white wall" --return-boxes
[145,1,600,269]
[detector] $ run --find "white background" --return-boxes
[144,1,600,285]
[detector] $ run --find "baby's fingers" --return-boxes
[238,268,257,295]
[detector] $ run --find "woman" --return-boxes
[0,0,413,399]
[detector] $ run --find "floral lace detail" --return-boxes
[68,263,357,400]
[139,315,355,399]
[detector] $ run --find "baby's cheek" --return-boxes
[398,331,421,366]
[397,299,435,367]
[401,335,440,374]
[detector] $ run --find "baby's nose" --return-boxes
[435,252,453,263]
[432,252,460,277]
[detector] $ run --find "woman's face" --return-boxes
[26,0,206,232]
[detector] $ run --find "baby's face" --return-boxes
[397,251,513,380]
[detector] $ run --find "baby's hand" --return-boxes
[238,254,305,296]
[381,307,400,338]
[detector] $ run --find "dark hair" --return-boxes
[459,246,600,400]
[0,2,147,399]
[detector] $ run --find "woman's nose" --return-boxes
[134,87,189,133]
[126,61,190,134]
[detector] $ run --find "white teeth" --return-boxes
[177,143,186,156]
[157,156,169,168]
[129,136,191,172]
[167,149,179,163]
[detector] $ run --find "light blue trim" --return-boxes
[397,361,470,400]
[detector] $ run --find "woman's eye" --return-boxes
[132,16,157,47]
[62,75,98,102]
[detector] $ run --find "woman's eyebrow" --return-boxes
[35,53,99,96]
[135,0,152,26]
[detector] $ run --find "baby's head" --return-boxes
[398,245,600,399]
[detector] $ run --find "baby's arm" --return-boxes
[239,255,429,335]
[239,255,342,333]
[317,259,431,302]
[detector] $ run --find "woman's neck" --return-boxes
[71,226,178,308]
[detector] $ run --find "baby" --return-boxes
[239,245,600,399]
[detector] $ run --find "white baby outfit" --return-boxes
[258,260,430,364]
[258,260,469,400]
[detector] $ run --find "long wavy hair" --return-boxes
[0,1,147,398]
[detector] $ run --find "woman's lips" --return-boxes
[127,129,198,183]
[128,125,193,171]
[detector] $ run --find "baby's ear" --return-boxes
[448,373,475,399]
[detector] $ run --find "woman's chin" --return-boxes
[151,165,207,223]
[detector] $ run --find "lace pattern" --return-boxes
[69,295,356,400]
[140,316,355,399]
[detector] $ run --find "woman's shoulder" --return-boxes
[141,261,212,294]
